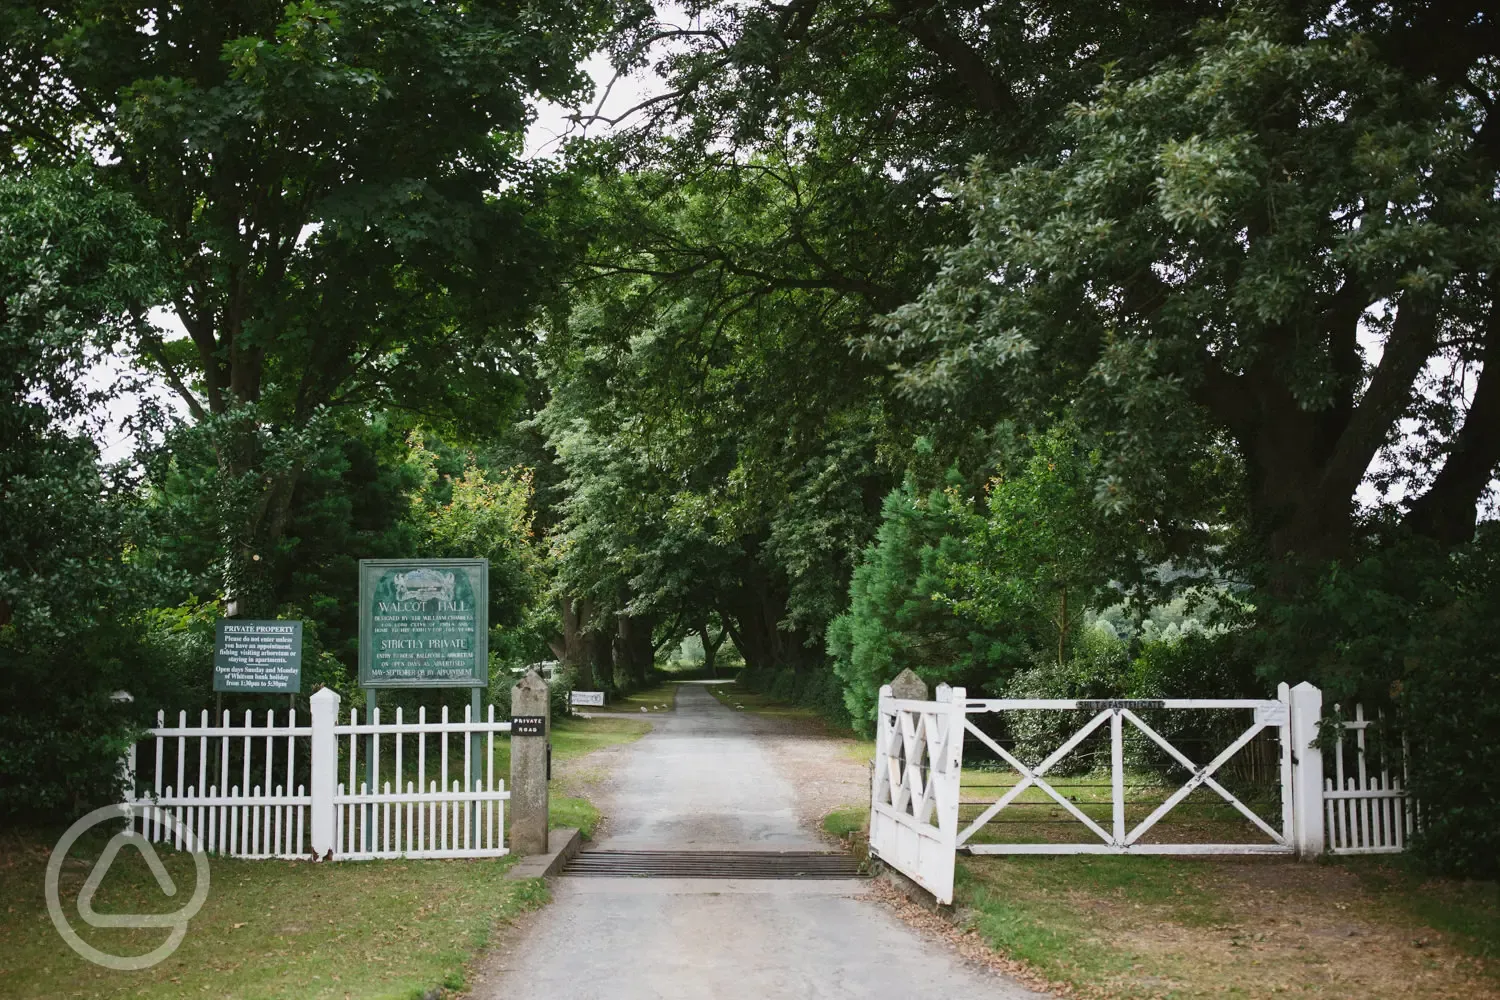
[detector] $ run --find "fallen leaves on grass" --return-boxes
[869,878,1070,997]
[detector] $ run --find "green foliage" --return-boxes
[408,430,547,641]
[947,429,1149,666]
[831,430,1151,735]
[7,0,627,620]
[828,475,1009,734]
[0,167,182,820]
[997,625,1133,774]
[538,160,907,667]
[1267,531,1500,878]
[875,8,1500,573]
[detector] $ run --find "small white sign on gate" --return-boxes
[570,691,605,707]
[1255,702,1289,727]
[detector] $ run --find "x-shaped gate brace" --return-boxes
[956,699,1292,852]
[876,703,957,829]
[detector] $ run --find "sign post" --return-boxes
[358,558,489,848]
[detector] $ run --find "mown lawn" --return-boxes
[828,790,1500,999]
[2,711,654,999]
[955,853,1499,999]
[830,788,1500,999]
[0,832,545,1000]
[824,778,1500,999]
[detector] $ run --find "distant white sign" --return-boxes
[570,691,605,707]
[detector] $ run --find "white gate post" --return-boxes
[870,683,892,820]
[310,687,341,859]
[1288,681,1324,859]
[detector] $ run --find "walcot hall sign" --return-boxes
[358,559,489,688]
[214,620,303,693]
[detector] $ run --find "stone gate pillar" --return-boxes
[509,669,550,855]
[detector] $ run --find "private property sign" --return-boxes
[214,620,302,692]
[358,558,488,688]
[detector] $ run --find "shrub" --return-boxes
[828,476,1013,735]
[738,664,852,730]
[993,625,1131,774]
[1126,628,1272,792]
[1263,531,1500,878]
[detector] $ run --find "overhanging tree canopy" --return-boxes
[874,10,1500,580]
[3,0,630,612]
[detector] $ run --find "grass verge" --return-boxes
[604,682,680,713]
[953,854,1499,998]
[827,799,1499,997]
[705,680,836,725]
[1343,855,1500,964]
[0,831,545,1000]
[822,805,867,841]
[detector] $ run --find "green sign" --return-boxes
[214,620,303,693]
[358,558,488,688]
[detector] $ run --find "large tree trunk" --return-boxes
[592,627,615,693]
[1405,296,1500,545]
[558,597,596,690]
[1240,393,1357,576]
[615,613,656,688]
[698,619,726,678]
[718,552,823,672]
[215,408,303,618]
[1195,296,1444,590]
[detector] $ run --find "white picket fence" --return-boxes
[334,705,509,860]
[123,709,312,859]
[123,688,512,860]
[1324,702,1417,854]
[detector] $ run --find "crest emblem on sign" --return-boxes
[393,569,456,603]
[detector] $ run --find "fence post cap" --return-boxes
[1290,680,1322,697]
[513,668,548,694]
[889,668,929,701]
[310,687,341,706]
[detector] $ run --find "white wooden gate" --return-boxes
[1324,702,1418,854]
[869,683,966,904]
[870,682,1326,903]
[958,688,1295,856]
[124,690,512,860]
